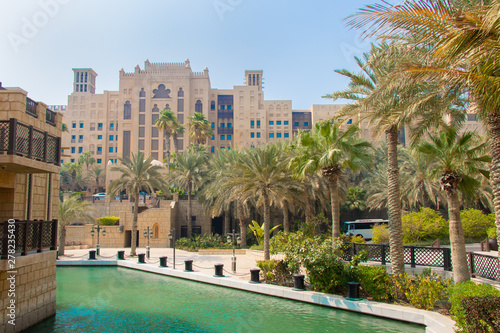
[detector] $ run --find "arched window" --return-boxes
[152,104,159,113]
[153,223,160,239]
[195,100,203,113]
[178,88,184,97]
[165,104,170,111]
[123,101,131,120]
[139,88,146,98]
[153,84,171,98]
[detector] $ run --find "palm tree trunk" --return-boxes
[282,199,290,232]
[446,190,471,283]
[165,132,171,172]
[131,189,139,256]
[223,211,230,235]
[326,176,341,239]
[173,135,179,156]
[263,191,271,260]
[187,182,193,238]
[305,194,314,226]
[58,223,66,256]
[237,201,247,247]
[386,127,405,277]
[487,114,500,260]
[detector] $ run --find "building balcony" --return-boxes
[217,111,233,119]
[217,127,233,135]
[0,118,61,173]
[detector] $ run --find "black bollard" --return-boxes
[214,264,224,277]
[184,260,193,271]
[250,269,261,283]
[138,253,145,263]
[89,250,97,260]
[160,256,168,267]
[293,274,305,290]
[117,251,125,260]
[347,282,361,300]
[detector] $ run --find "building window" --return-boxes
[294,122,299,126]
[72,122,76,128]
[71,147,75,153]
[211,101,215,110]
[211,122,215,128]
[257,120,261,126]
[211,146,215,152]
[250,120,255,128]
[284,133,289,138]
[152,127,158,137]
[71,159,75,163]
[79,122,84,129]
[98,135,102,140]
[123,101,132,119]
[211,135,215,140]
[269,133,274,138]
[257,132,261,138]
[97,147,102,152]
[227,135,231,140]
[109,147,113,153]
[284,121,289,125]
[269,121,274,125]
[98,123,103,130]
[220,123,225,128]
[78,147,83,153]
[195,100,203,113]
[151,140,158,150]
[220,135,225,140]
[139,140,145,150]
[109,135,114,141]
[220,147,225,150]
[304,122,309,126]
[152,113,159,125]
[71,135,76,142]
[139,114,145,125]
[251,132,255,138]
[277,121,282,125]
[227,123,232,128]
[110,123,114,129]
[97,159,102,164]
[347,119,353,124]
[139,127,145,138]
[221,105,225,110]
[178,88,184,97]
[277,133,282,138]
[227,105,232,110]
[177,99,184,112]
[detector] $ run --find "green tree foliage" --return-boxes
[460,209,496,239]
[58,196,96,255]
[372,224,389,244]
[401,208,448,244]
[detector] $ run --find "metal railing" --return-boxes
[45,108,56,126]
[217,127,234,135]
[0,219,58,259]
[344,242,499,281]
[0,118,61,166]
[218,111,234,119]
[26,97,38,117]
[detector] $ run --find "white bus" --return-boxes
[344,219,389,240]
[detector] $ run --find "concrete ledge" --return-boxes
[56,258,455,333]
[197,249,247,255]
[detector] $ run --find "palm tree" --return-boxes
[223,144,302,259]
[167,149,209,238]
[172,120,185,156]
[78,152,95,170]
[186,112,213,151]
[88,165,105,193]
[61,162,82,191]
[289,122,372,240]
[347,0,500,261]
[58,196,95,255]
[417,127,490,282]
[107,153,168,256]
[155,109,177,171]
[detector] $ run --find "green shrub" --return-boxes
[339,234,366,243]
[394,270,451,310]
[71,192,84,198]
[460,209,495,239]
[256,259,297,286]
[402,208,448,244]
[175,234,233,251]
[487,227,497,239]
[372,224,389,244]
[460,296,500,333]
[97,216,119,225]
[249,244,263,251]
[354,265,394,301]
[449,281,500,332]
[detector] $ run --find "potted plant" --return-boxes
[487,227,498,251]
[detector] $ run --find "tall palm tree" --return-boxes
[167,149,209,238]
[172,119,185,156]
[61,162,83,192]
[107,153,168,256]
[347,0,500,261]
[78,152,95,170]
[417,127,490,282]
[222,144,302,259]
[155,109,177,171]
[58,196,95,255]
[289,122,372,240]
[186,112,213,151]
[88,165,105,193]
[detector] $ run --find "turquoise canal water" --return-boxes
[26,267,424,333]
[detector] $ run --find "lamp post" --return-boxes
[143,226,153,259]
[90,225,106,256]
[168,228,176,269]
[226,229,241,273]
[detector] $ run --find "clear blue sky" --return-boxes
[0,0,386,109]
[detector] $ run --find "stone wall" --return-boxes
[177,200,211,235]
[0,251,57,333]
